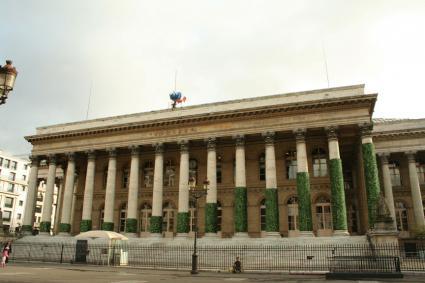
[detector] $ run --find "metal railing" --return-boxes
[6,241,425,273]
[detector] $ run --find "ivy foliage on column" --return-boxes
[205,203,218,233]
[234,135,248,233]
[265,189,279,232]
[361,124,381,228]
[101,222,114,231]
[149,216,162,233]
[177,212,190,233]
[125,218,137,233]
[264,132,279,233]
[40,221,51,233]
[59,223,71,233]
[176,141,190,235]
[80,220,92,232]
[150,143,164,235]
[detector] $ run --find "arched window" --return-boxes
[103,167,108,190]
[417,163,425,185]
[260,199,266,231]
[122,168,129,189]
[143,161,154,188]
[287,196,298,231]
[119,203,127,232]
[285,151,297,180]
[216,156,222,184]
[217,201,222,232]
[140,203,152,232]
[312,148,328,177]
[189,200,197,232]
[189,159,198,183]
[316,196,332,230]
[389,161,401,186]
[162,202,175,233]
[395,201,408,231]
[164,159,176,187]
[259,153,266,181]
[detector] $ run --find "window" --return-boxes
[217,201,222,232]
[395,201,408,231]
[164,159,176,187]
[189,159,198,183]
[162,202,175,233]
[0,157,3,166]
[285,151,297,180]
[316,196,332,230]
[99,208,105,228]
[287,196,299,231]
[389,162,402,186]
[19,200,23,206]
[22,174,27,181]
[10,161,17,170]
[36,216,41,223]
[189,200,197,232]
[7,183,14,193]
[312,148,328,177]
[22,186,26,192]
[36,192,43,202]
[8,172,16,181]
[216,156,222,184]
[260,199,266,231]
[24,164,28,170]
[103,167,108,189]
[259,153,266,181]
[2,211,11,222]
[122,168,129,189]
[3,159,10,168]
[140,203,152,232]
[4,197,13,208]
[35,205,42,213]
[119,203,126,232]
[17,213,22,220]
[143,161,154,188]
[417,163,425,185]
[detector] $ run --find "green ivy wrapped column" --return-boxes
[59,153,76,235]
[81,151,96,233]
[22,156,39,236]
[360,124,381,228]
[40,155,57,236]
[234,136,248,236]
[150,144,164,237]
[103,149,117,231]
[264,132,280,237]
[326,127,349,236]
[125,146,140,237]
[294,130,314,236]
[205,138,219,236]
[176,141,190,236]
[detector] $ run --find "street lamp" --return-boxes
[0,60,18,105]
[188,177,209,275]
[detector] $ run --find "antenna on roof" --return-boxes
[321,40,330,88]
[86,81,93,120]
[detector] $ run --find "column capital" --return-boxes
[325,126,338,140]
[293,128,307,142]
[107,148,117,158]
[48,154,57,165]
[86,150,96,160]
[66,152,75,161]
[378,153,390,164]
[129,145,140,156]
[206,137,216,151]
[178,140,189,152]
[153,143,164,154]
[359,123,373,137]
[234,135,245,147]
[406,151,417,163]
[29,155,39,166]
[262,131,275,145]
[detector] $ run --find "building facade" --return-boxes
[21,85,425,239]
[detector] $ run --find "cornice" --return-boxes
[372,129,425,140]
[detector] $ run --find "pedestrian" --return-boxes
[232,256,242,273]
[1,241,12,267]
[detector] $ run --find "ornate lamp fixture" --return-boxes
[0,60,18,105]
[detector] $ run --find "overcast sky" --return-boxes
[1,0,425,156]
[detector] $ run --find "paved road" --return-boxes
[0,263,424,283]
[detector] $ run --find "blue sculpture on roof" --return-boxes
[169,91,186,109]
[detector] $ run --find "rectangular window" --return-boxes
[2,211,11,222]
[7,183,14,193]
[4,197,13,208]
[19,200,23,206]
[10,161,17,170]
[35,205,42,213]
[36,192,43,202]
[22,174,27,181]
[24,164,28,170]
[3,159,10,168]
[17,213,22,220]
[22,186,26,192]
[8,172,16,181]
[0,157,3,166]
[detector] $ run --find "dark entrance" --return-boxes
[75,240,88,263]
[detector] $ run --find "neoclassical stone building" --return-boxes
[21,84,425,239]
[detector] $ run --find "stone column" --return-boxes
[234,135,248,237]
[360,124,381,228]
[40,155,57,235]
[53,179,63,235]
[70,175,78,233]
[294,129,314,237]
[22,156,39,235]
[125,146,140,236]
[150,143,164,237]
[326,127,349,236]
[59,153,76,235]
[176,141,190,237]
[406,152,425,227]
[102,149,117,231]
[80,151,96,232]
[205,137,218,237]
[379,153,397,227]
[263,132,280,237]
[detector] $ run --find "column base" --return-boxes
[176,233,189,238]
[125,233,138,238]
[333,230,350,236]
[299,231,315,237]
[265,231,281,238]
[233,232,249,238]
[150,233,162,238]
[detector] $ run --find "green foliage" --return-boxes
[80,220,92,232]
[234,187,248,233]
[149,216,162,233]
[205,203,218,233]
[412,225,425,239]
[22,225,32,232]
[101,222,114,231]
[125,218,137,233]
[362,142,381,228]
[296,172,313,231]
[40,221,51,233]
[265,188,279,232]
[59,223,71,233]
[177,212,190,233]
[329,159,348,231]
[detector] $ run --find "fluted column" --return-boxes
[40,155,57,235]
[125,146,140,236]
[22,156,39,235]
[294,129,314,237]
[263,132,280,237]
[205,137,218,236]
[80,151,96,232]
[326,127,349,236]
[102,149,117,231]
[407,152,425,227]
[59,153,76,235]
[150,143,164,237]
[379,153,397,228]
[360,124,381,228]
[176,141,190,237]
[234,135,248,237]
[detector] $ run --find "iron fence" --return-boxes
[5,241,425,273]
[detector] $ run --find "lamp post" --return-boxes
[189,177,209,275]
[0,60,18,105]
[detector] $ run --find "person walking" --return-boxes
[1,241,12,267]
[232,256,242,273]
